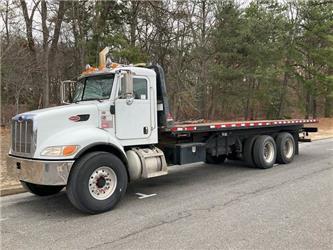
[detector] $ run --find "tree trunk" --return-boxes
[305,91,311,119]
[45,0,65,107]
[20,0,39,56]
[199,0,207,119]
[130,1,139,47]
[312,97,317,119]
[20,0,41,108]
[71,1,85,72]
[277,64,289,118]
[324,95,332,117]
[41,0,49,108]
[2,0,10,46]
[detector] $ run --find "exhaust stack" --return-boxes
[99,47,110,70]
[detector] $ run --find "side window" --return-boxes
[133,78,148,100]
[118,77,148,100]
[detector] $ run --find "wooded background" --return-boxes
[1,0,332,125]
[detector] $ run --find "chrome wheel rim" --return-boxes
[284,138,294,159]
[88,166,117,200]
[263,141,275,163]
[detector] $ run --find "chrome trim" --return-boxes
[88,166,117,200]
[11,118,35,157]
[19,121,22,152]
[8,156,74,186]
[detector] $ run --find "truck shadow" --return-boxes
[128,159,257,190]
[3,160,271,218]
[2,190,83,218]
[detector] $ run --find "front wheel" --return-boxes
[21,181,64,196]
[67,151,128,214]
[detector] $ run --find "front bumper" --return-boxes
[8,156,74,186]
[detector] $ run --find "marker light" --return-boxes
[41,145,79,157]
[63,145,78,156]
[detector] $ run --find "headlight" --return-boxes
[41,145,79,157]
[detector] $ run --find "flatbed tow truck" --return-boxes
[9,47,318,213]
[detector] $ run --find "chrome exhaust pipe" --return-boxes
[99,47,110,70]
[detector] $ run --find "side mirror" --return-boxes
[123,71,134,95]
[60,80,76,104]
[120,71,134,105]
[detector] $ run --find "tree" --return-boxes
[293,0,333,118]
[19,0,65,107]
[1,0,332,125]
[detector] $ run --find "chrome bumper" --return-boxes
[8,156,74,186]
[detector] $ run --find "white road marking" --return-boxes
[327,149,333,151]
[0,217,8,222]
[136,193,157,199]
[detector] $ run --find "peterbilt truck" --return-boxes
[9,48,318,214]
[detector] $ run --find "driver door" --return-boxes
[115,76,151,140]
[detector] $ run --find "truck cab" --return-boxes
[11,66,159,158]
[9,50,173,213]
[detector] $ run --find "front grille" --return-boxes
[11,119,34,156]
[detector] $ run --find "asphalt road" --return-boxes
[1,138,333,250]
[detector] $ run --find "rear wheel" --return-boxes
[253,135,277,169]
[67,151,128,214]
[21,181,64,196]
[243,136,258,167]
[276,132,295,164]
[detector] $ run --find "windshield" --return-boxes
[73,74,114,102]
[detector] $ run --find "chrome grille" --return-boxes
[11,119,34,156]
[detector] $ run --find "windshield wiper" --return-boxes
[81,98,105,102]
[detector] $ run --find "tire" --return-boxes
[243,136,258,167]
[253,135,277,169]
[276,132,295,164]
[67,151,128,214]
[206,153,226,164]
[21,181,64,196]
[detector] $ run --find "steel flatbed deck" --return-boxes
[161,118,319,133]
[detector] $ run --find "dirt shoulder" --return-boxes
[1,118,332,195]
[0,127,22,195]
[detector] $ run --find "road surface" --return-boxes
[1,138,333,249]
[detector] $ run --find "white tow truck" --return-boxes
[9,48,318,213]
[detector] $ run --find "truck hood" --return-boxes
[14,102,101,148]
[15,102,98,117]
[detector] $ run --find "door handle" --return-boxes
[110,105,115,114]
[143,126,149,134]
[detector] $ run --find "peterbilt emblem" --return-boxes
[69,115,81,122]
[68,114,90,122]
